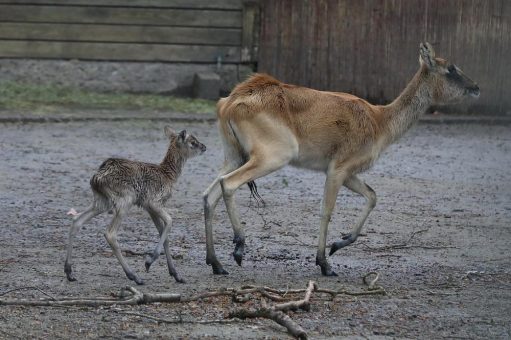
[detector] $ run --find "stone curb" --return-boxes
[0,112,509,125]
[0,111,217,124]
[0,115,217,124]
[419,115,511,125]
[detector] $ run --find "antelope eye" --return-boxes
[447,65,456,74]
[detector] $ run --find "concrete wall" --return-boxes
[0,59,252,96]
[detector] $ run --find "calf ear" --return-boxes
[164,126,176,139]
[178,130,187,142]
[419,42,436,69]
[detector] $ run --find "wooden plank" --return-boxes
[0,0,243,10]
[0,23,241,45]
[0,40,241,63]
[0,5,242,27]
[241,1,260,62]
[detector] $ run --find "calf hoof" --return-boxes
[145,257,153,272]
[233,236,245,266]
[320,266,338,277]
[212,264,229,275]
[174,276,186,284]
[127,273,145,285]
[64,263,77,282]
[329,234,355,256]
[66,273,77,282]
[233,251,243,266]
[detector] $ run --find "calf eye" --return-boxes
[447,65,456,74]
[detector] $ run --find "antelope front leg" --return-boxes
[316,167,347,276]
[329,175,376,256]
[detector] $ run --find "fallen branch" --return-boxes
[274,280,316,312]
[0,274,384,339]
[0,286,180,307]
[242,272,386,299]
[229,306,307,339]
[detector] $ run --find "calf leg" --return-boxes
[329,175,376,256]
[146,206,184,283]
[64,204,104,282]
[104,207,144,285]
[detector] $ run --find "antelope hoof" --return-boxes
[329,234,355,256]
[316,257,338,277]
[206,255,229,275]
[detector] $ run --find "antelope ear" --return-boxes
[178,130,187,142]
[164,125,176,139]
[419,42,436,69]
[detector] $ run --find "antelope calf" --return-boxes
[64,126,206,285]
[203,43,479,276]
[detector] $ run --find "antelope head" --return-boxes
[419,42,480,104]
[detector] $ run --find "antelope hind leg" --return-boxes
[220,155,289,267]
[329,175,376,256]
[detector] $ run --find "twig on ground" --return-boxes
[0,286,56,300]
[122,249,152,256]
[286,234,317,248]
[363,271,380,290]
[423,289,458,296]
[229,306,307,339]
[113,310,239,324]
[359,228,457,251]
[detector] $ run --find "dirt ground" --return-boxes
[0,118,510,339]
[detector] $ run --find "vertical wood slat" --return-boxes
[259,0,510,114]
[241,0,260,62]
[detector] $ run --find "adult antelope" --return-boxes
[203,43,479,276]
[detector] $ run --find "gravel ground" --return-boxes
[0,119,510,339]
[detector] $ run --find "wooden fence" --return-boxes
[258,0,510,114]
[0,0,259,64]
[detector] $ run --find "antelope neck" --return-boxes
[380,65,434,143]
